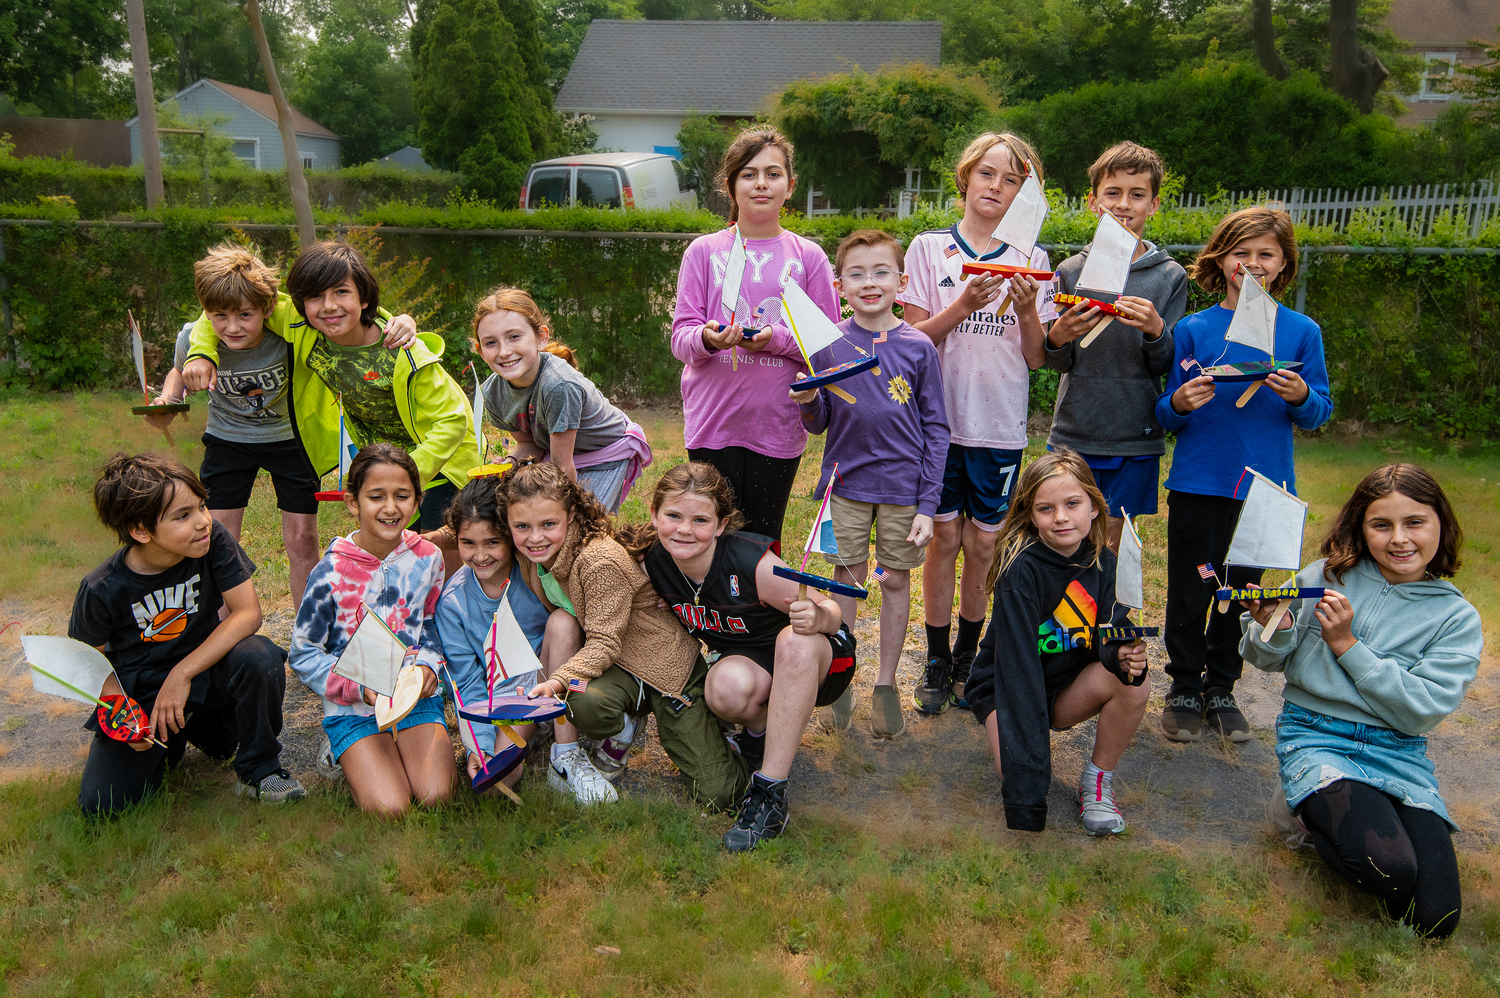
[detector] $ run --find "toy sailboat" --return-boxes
[466,365,513,479]
[721,230,762,372]
[22,633,167,748]
[772,467,869,601]
[453,585,565,725]
[782,279,878,402]
[1213,469,1323,638]
[1098,508,1159,643]
[313,403,357,501]
[1199,268,1298,407]
[1063,211,1140,348]
[332,602,422,734]
[962,171,1054,315]
[127,310,189,446]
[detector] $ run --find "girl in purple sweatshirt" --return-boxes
[670,126,840,547]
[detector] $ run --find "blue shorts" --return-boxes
[322,696,447,762]
[1078,453,1159,518]
[936,444,1023,529]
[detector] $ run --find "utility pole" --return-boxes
[245,0,316,247]
[125,0,163,208]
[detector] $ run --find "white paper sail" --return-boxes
[992,174,1048,259]
[1116,510,1144,611]
[1225,269,1279,358]
[442,663,486,760]
[332,603,407,697]
[1226,469,1308,572]
[23,635,117,705]
[482,588,544,686]
[130,314,148,396]
[721,234,748,325]
[804,472,839,559]
[1075,211,1138,297]
[336,411,355,488]
[470,367,486,467]
[782,278,845,369]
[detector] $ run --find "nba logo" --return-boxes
[730,576,739,596]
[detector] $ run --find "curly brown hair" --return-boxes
[444,471,507,540]
[1320,464,1462,582]
[1190,206,1298,297]
[500,463,613,552]
[616,461,746,559]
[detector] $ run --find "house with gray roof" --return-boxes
[555,20,942,155]
[126,79,340,171]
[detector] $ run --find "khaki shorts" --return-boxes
[826,495,927,571]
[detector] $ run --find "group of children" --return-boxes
[60,125,1480,938]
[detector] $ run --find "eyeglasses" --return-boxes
[840,269,899,283]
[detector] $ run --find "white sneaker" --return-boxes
[316,734,344,781]
[548,744,619,805]
[1078,770,1126,836]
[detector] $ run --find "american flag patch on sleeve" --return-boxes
[1197,564,1216,580]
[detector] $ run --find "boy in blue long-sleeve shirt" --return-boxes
[1154,207,1333,743]
[791,230,950,740]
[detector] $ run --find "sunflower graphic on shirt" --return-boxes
[886,375,912,405]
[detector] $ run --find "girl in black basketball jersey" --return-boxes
[620,462,856,852]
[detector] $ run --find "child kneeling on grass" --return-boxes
[966,449,1150,835]
[71,454,303,815]
[290,444,455,818]
[790,229,949,740]
[1243,463,1479,938]
[436,473,594,800]
[503,463,748,811]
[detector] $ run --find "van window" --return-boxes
[577,168,622,209]
[527,168,570,208]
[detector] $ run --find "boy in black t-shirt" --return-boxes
[69,454,304,815]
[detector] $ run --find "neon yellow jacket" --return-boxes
[187,293,475,489]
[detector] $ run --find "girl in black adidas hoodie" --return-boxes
[967,448,1151,835]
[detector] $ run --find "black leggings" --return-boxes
[687,445,801,551]
[1164,490,1262,693]
[1298,779,1462,938]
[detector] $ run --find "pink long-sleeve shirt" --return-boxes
[671,228,840,458]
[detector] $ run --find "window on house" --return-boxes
[231,140,257,167]
[302,156,315,170]
[1422,53,1457,99]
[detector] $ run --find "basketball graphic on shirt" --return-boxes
[140,606,189,643]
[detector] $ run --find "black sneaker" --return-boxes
[1160,684,1205,742]
[730,727,765,774]
[913,656,954,715]
[1205,688,1252,742]
[722,772,789,852]
[951,650,976,708]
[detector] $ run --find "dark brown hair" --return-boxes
[617,461,746,558]
[1087,141,1165,197]
[719,126,795,224]
[1191,207,1299,297]
[287,241,381,326]
[444,471,507,539]
[835,229,905,275]
[93,453,209,545]
[986,448,1108,594]
[194,242,279,313]
[345,443,422,500]
[500,462,613,552]
[1321,464,1462,582]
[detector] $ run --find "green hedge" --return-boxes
[2,201,1498,436]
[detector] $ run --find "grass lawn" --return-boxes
[2,392,1499,996]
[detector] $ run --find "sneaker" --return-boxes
[316,734,343,781]
[913,657,954,715]
[1078,770,1126,835]
[1160,684,1205,742]
[591,713,648,782]
[1267,790,1311,850]
[1205,688,1252,742]
[722,772,790,852]
[815,685,854,732]
[729,727,765,774]
[871,684,906,739]
[951,650,976,709]
[236,770,307,803]
[547,744,619,805]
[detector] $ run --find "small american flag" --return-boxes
[1180,357,1197,371]
[872,565,890,583]
[567,677,589,694]
[943,243,960,259]
[1197,563,1216,580]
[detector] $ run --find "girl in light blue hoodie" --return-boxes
[1240,464,1481,939]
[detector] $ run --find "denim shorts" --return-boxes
[1275,700,1454,830]
[322,696,447,762]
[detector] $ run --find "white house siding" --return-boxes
[592,113,686,155]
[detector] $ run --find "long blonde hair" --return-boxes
[985,449,1108,594]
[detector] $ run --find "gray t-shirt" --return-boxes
[173,324,295,443]
[480,352,627,454]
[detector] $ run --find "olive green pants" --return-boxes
[566,657,748,811]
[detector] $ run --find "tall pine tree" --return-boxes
[411,0,557,204]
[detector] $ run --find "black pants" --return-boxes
[687,445,801,550]
[420,480,457,532]
[78,635,288,816]
[1298,779,1462,938]
[1164,490,1262,693]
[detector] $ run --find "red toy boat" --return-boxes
[961,262,1055,281]
[1053,293,1125,317]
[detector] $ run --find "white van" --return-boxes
[519,153,698,211]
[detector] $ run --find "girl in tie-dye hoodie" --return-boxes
[290,443,454,816]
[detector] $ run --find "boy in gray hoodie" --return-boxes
[1044,142,1188,552]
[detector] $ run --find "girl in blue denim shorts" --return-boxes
[1240,463,1481,938]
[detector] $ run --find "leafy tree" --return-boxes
[289,0,417,164]
[155,102,245,171]
[145,0,306,96]
[1451,28,1500,124]
[537,0,641,92]
[411,0,557,204]
[0,0,129,117]
[676,111,736,195]
[557,111,599,154]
